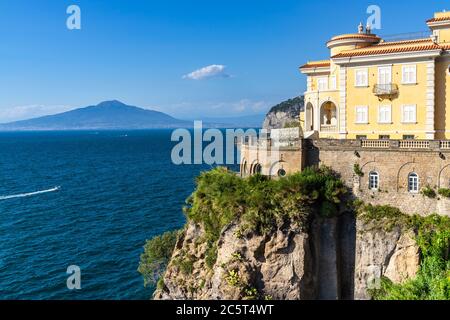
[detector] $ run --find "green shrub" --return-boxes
[184,166,346,248]
[421,186,437,199]
[138,230,179,287]
[205,244,218,269]
[177,257,194,275]
[438,188,450,198]
[353,163,364,177]
[243,287,259,300]
[226,270,241,287]
[365,209,450,300]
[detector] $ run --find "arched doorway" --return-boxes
[253,164,262,175]
[320,101,338,132]
[305,103,314,132]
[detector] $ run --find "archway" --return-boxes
[320,101,338,132]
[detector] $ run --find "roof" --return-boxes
[427,16,450,23]
[328,33,380,42]
[331,38,445,58]
[299,60,331,69]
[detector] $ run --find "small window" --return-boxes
[356,135,367,140]
[403,135,415,140]
[378,105,392,124]
[379,135,390,140]
[408,173,419,193]
[355,68,368,87]
[402,65,417,84]
[277,169,286,177]
[402,105,417,123]
[355,106,369,124]
[369,172,379,190]
[317,77,328,91]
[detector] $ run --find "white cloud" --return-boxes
[0,104,74,123]
[183,64,230,80]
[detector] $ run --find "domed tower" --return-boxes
[327,23,381,57]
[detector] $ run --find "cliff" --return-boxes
[262,96,304,129]
[153,213,420,300]
[145,168,448,300]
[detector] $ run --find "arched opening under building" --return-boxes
[320,101,338,132]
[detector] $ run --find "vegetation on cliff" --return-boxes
[138,230,179,288]
[357,203,450,300]
[139,166,347,290]
[184,166,346,267]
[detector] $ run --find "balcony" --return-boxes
[320,125,338,133]
[373,84,399,100]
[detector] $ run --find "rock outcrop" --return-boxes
[262,96,304,129]
[354,221,420,299]
[154,211,420,300]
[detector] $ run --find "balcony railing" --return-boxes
[320,125,337,132]
[373,84,399,98]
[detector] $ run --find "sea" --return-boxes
[0,130,239,299]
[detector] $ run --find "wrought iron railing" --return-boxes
[373,84,399,97]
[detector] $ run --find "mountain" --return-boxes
[0,100,192,130]
[262,96,304,129]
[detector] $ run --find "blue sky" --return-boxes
[0,0,447,122]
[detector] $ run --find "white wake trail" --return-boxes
[0,186,60,201]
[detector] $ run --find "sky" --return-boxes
[0,0,447,122]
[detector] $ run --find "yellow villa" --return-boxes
[299,11,450,140]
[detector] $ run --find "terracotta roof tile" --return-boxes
[332,39,444,58]
[427,16,450,23]
[300,61,331,69]
[328,34,380,42]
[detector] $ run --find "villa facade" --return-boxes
[240,11,450,216]
[300,11,450,140]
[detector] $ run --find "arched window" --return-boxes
[278,169,287,177]
[242,161,247,175]
[408,173,419,193]
[369,172,379,190]
[254,164,262,175]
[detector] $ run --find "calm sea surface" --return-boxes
[0,130,238,299]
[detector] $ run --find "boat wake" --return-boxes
[0,186,60,201]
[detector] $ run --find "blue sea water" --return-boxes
[0,130,237,299]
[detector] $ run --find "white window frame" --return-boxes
[378,66,392,86]
[355,106,369,124]
[369,172,379,190]
[355,68,368,87]
[330,75,337,90]
[402,64,417,85]
[317,77,328,91]
[402,105,417,123]
[378,105,392,124]
[408,173,419,193]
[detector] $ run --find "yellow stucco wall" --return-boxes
[435,57,450,139]
[346,62,429,140]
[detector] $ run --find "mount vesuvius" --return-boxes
[0,100,192,130]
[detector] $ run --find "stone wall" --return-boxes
[240,138,450,216]
[307,139,450,216]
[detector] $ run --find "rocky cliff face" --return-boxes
[154,211,420,300]
[354,220,420,299]
[262,96,304,129]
